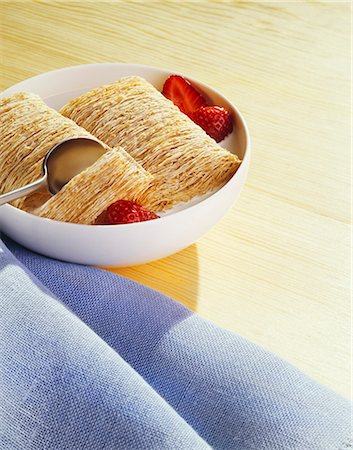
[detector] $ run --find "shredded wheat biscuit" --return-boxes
[0,92,96,209]
[37,148,153,224]
[60,76,241,211]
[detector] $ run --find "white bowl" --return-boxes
[0,63,250,267]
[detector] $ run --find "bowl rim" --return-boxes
[0,62,251,230]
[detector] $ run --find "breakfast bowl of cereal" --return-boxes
[0,64,250,266]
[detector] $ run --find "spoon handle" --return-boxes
[0,175,48,207]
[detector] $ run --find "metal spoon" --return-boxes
[0,137,106,207]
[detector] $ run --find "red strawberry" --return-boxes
[191,106,233,142]
[162,75,206,115]
[105,200,159,225]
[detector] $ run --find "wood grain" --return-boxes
[0,1,350,398]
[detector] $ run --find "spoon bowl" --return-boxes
[44,138,106,194]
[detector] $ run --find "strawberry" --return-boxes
[191,106,233,142]
[162,75,206,115]
[104,200,159,225]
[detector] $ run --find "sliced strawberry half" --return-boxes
[99,200,159,225]
[191,106,233,143]
[162,75,207,116]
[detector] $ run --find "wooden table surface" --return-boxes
[0,1,350,398]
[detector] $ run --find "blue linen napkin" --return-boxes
[0,236,351,450]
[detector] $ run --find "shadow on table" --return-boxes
[108,244,199,312]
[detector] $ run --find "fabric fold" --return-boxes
[0,239,208,449]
